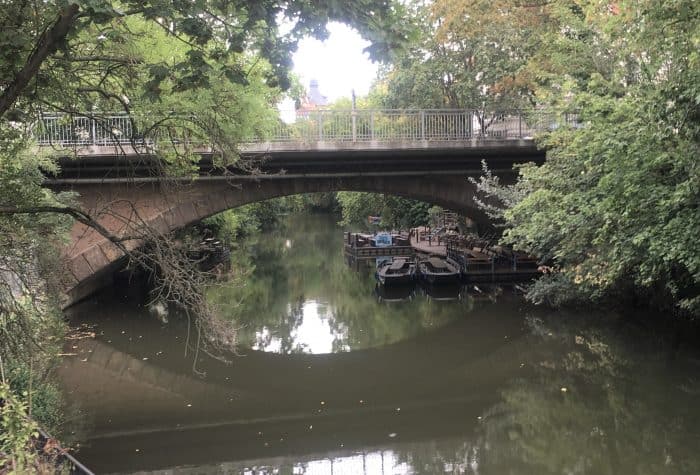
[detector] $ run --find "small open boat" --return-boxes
[418,257,461,284]
[376,257,417,285]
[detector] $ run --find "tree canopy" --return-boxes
[503,0,699,317]
[363,0,700,317]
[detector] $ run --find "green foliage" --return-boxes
[373,0,550,110]
[4,364,63,435]
[0,381,39,471]
[1,0,412,176]
[1,0,410,110]
[336,192,432,229]
[496,0,700,317]
[203,205,265,243]
[394,0,700,316]
[0,130,71,363]
[203,195,338,242]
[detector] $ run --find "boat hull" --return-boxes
[377,272,416,285]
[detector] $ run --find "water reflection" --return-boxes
[421,283,463,301]
[251,300,351,354]
[59,213,700,474]
[207,214,469,354]
[374,283,416,303]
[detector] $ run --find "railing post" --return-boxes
[420,110,425,141]
[352,110,357,142]
[370,111,375,140]
[518,111,522,138]
[91,116,97,145]
[318,111,323,141]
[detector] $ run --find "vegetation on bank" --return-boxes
[336,192,436,229]
[200,191,441,242]
[201,194,339,242]
[371,0,699,318]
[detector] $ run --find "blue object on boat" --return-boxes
[374,232,392,247]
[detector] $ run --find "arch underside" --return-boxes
[59,174,490,303]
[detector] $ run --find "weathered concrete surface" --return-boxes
[46,137,540,158]
[55,174,488,304]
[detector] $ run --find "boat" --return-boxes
[376,257,417,285]
[417,257,461,284]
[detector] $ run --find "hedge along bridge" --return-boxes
[38,109,577,304]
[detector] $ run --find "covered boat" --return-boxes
[376,257,417,285]
[418,257,461,284]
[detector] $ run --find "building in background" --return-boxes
[297,79,328,118]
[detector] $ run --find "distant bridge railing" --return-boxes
[35,109,579,147]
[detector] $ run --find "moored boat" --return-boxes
[417,257,461,284]
[376,257,417,285]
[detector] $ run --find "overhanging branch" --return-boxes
[0,3,80,119]
[0,205,133,253]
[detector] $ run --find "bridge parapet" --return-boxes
[35,109,578,153]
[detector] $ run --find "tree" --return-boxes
[0,0,410,329]
[376,0,554,111]
[336,191,432,228]
[477,1,700,317]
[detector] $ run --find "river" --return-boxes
[59,213,700,474]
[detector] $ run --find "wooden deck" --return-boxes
[410,226,447,256]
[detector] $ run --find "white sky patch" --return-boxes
[252,300,350,354]
[292,22,379,102]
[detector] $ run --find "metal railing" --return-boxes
[34,109,579,147]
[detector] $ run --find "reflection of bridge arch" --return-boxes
[60,296,541,471]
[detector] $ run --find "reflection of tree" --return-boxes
[207,213,473,353]
[471,316,700,475]
[382,314,700,475]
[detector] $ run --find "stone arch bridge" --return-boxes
[40,109,572,303]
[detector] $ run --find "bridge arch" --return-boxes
[58,174,488,303]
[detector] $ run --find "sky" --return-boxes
[280,22,379,112]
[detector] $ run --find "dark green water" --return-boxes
[60,213,700,474]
